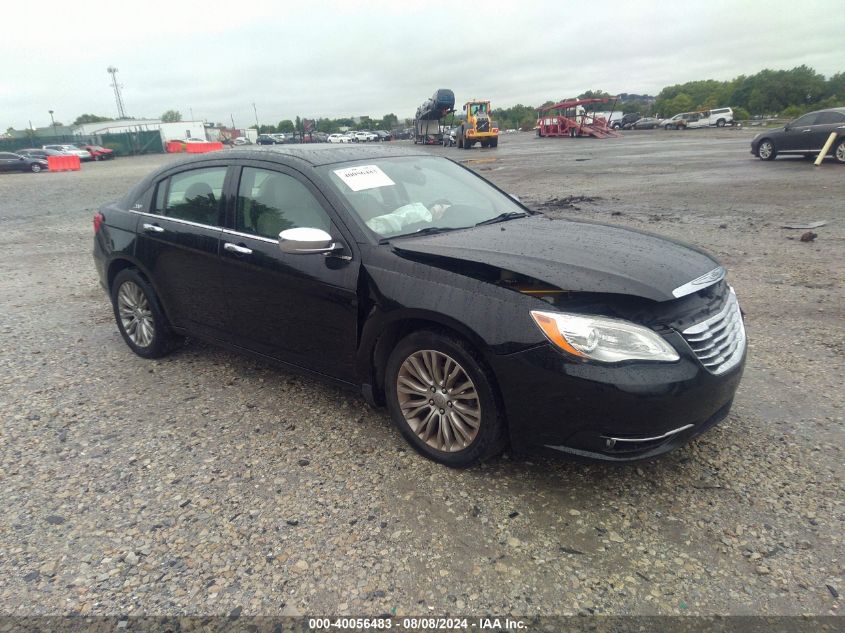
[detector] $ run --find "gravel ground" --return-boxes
[0,131,842,617]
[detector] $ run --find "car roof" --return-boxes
[171,144,429,168]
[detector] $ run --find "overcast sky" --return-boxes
[2,0,843,129]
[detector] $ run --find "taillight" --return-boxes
[93,212,104,233]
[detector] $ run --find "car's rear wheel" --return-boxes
[30,163,42,173]
[716,119,726,127]
[834,138,845,164]
[757,139,776,161]
[111,269,182,358]
[385,330,506,468]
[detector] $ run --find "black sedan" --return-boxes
[0,151,48,173]
[93,145,746,467]
[751,107,845,162]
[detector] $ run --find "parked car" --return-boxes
[374,130,392,141]
[662,113,692,130]
[272,133,289,143]
[257,134,277,145]
[703,107,734,127]
[631,117,662,129]
[16,148,67,160]
[43,144,93,161]
[82,145,115,160]
[233,137,251,146]
[93,145,746,467]
[0,151,49,173]
[611,113,642,130]
[751,107,845,162]
[327,133,351,143]
[352,131,372,142]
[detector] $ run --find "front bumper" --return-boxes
[488,336,745,462]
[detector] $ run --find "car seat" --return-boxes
[254,176,330,238]
[181,182,218,225]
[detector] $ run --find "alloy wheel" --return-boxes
[758,141,773,159]
[117,281,155,348]
[396,350,481,452]
[835,141,845,163]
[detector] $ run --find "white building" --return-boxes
[72,119,208,142]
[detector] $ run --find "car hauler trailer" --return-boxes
[414,89,455,144]
[536,97,621,138]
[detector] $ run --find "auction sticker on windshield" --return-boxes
[333,164,395,191]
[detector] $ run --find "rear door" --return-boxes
[133,164,232,339]
[219,163,360,381]
[809,111,845,151]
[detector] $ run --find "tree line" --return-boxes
[14,65,843,135]
[490,66,844,129]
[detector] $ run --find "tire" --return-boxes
[111,268,183,359]
[756,139,776,161]
[716,119,726,127]
[30,163,42,173]
[834,138,845,164]
[463,138,472,149]
[490,138,498,148]
[665,124,672,130]
[385,330,506,468]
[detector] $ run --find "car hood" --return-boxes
[391,216,721,302]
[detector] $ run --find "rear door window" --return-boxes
[815,111,845,125]
[163,167,227,226]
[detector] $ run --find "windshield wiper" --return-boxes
[379,226,463,244]
[474,211,528,227]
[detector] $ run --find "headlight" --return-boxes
[530,311,680,363]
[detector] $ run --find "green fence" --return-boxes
[0,130,163,156]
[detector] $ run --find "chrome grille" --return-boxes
[681,289,746,374]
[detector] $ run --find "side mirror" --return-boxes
[278,227,336,254]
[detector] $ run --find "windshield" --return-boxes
[318,156,525,239]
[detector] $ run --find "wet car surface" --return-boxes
[92,144,745,466]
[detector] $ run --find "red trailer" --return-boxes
[536,97,621,138]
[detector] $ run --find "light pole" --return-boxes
[48,110,57,139]
[252,102,259,129]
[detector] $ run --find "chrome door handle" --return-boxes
[802,129,811,133]
[224,242,253,255]
[142,223,165,233]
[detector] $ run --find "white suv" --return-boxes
[702,107,734,127]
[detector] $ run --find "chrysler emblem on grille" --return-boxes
[672,266,726,298]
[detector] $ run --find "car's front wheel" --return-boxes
[757,139,776,161]
[385,330,506,468]
[30,163,42,173]
[111,269,182,358]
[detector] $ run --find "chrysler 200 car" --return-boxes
[92,145,746,468]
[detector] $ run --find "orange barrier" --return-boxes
[166,141,185,153]
[47,155,81,172]
[185,142,224,154]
